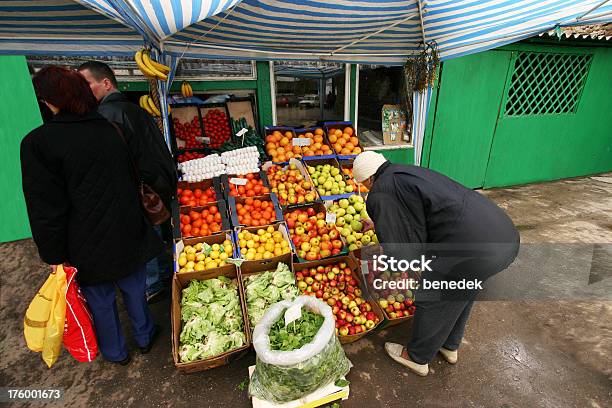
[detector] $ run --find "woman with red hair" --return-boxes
[21,66,163,365]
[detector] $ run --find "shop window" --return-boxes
[357,66,411,147]
[274,62,345,127]
[504,52,592,116]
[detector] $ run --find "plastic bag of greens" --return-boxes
[249,296,351,403]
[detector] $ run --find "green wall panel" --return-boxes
[256,61,273,130]
[373,147,414,165]
[483,47,612,188]
[427,51,512,188]
[0,56,41,242]
[118,80,257,93]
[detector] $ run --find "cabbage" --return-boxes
[245,263,298,328]
[178,277,246,363]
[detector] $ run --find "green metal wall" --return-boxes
[483,45,612,187]
[423,42,612,188]
[0,56,42,242]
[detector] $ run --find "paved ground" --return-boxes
[1,173,611,408]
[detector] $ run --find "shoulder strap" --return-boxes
[108,121,142,185]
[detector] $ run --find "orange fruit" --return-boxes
[314,128,324,136]
[280,137,290,146]
[341,148,351,155]
[305,132,314,138]
[328,134,337,143]
[353,147,362,154]
[338,138,347,147]
[266,142,276,151]
[350,137,359,146]
[345,142,354,150]
[342,133,351,140]
[292,146,301,154]
[284,131,293,138]
[343,127,354,136]
[314,135,323,143]
[335,129,342,136]
[277,146,285,154]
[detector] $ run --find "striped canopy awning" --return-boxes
[0,1,611,63]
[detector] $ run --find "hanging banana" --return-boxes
[139,95,155,115]
[181,81,193,98]
[134,48,170,81]
[146,96,162,116]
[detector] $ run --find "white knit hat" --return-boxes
[352,151,388,183]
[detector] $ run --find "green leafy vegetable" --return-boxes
[244,263,299,328]
[334,379,349,387]
[268,309,324,351]
[178,276,245,363]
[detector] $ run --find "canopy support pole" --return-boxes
[416,0,427,45]
[576,0,611,21]
[330,12,419,55]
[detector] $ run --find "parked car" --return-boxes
[298,94,319,109]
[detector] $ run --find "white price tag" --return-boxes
[226,258,244,267]
[360,260,370,275]
[236,128,248,137]
[325,212,337,224]
[284,303,303,327]
[229,177,248,186]
[196,136,211,144]
[292,138,311,147]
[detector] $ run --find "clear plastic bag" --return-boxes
[249,296,351,403]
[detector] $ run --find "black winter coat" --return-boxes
[98,92,177,209]
[21,112,163,286]
[367,162,520,280]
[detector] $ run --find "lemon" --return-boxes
[210,250,220,260]
[179,267,186,273]
[218,261,226,267]
[273,247,283,256]
[245,252,255,261]
[239,239,247,248]
[257,229,265,236]
[264,251,273,259]
[211,243,221,252]
[257,246,265,254]
[219,252,228,261]
[186,261,195,270]
[223,239,232,246]
[267,226,275,234]
[224,245,233,254]
[254,253,263,260]
[246,239,255,249]
[178,256,187,267]
[281,240,289,248]
[205,261,216,270]
[252,235,260,243]
[195,263,205,271]
[196,253,206,262]
[186,253,196,262]
[265,242,275,252]
[195,243,203,251]
[237,232,245,240]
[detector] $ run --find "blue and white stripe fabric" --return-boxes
[163,0,612,64]
[274,63,344,78]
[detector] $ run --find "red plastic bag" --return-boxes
[63,266,98,362]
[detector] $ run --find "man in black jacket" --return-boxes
[352,151,519,376]
[78,61,177,301]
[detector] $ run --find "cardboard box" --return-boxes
[228,193,284,229]
[178,200,231,238]
[177,178,223,209]
[382,104,411,146]
[301,157,354,201]
[262,158,321,208]
[173,231,237,274]
[221,170,271,200]
[171,266,251,373]
[235,222,294,266]
[322,121,361,160]
[170,104,204,152]
[293,255,385,344]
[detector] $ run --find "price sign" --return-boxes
[292,138,311,147]
[226,258,244,267]
[229,178,248,186]
[325,212,337,225]
[196,136,211,144]
[284,303,303,327]
[198,242,212,256]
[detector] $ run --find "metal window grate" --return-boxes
[504,52,592,116]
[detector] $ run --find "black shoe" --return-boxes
[139,325,161,354]
[111,355,131,366]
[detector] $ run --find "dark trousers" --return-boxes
[407,290,477,365]
[81,264,155,362]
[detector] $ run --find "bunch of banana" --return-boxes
[134,48,170,81]
[139,94,171,117]
[181,81,193,98]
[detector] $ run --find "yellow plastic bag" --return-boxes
[24,265,67,368]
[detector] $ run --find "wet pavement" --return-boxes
[1,173,611,408]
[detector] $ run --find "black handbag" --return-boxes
[109,121,170,226]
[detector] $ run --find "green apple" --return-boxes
[330,204,339,212]
[334,174,343,182]
[360,209,369,219]
[344,214,353,222]
[349,195,359,204]
[346,234,356,244]
[353,214,361,222]
[336,208,346,217]
[351,220,363,232]
[353,202,364,212]
[331,188,340,195]
[338,199,349,209]
[323,180,333,190]
[317,176,326,185]
[336,217,346,227]
[341,227,352,237]
[361,234,372,245]
[349,243,358,251]
[366,230,375,237]
[354,232,363,240]
[330,167,340,176]
[338,180,346,188]
[372,234,379,243]
[308,166,315,174]
[346,206,356,215]
[355,240,363,248]
[345,185,354,193]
